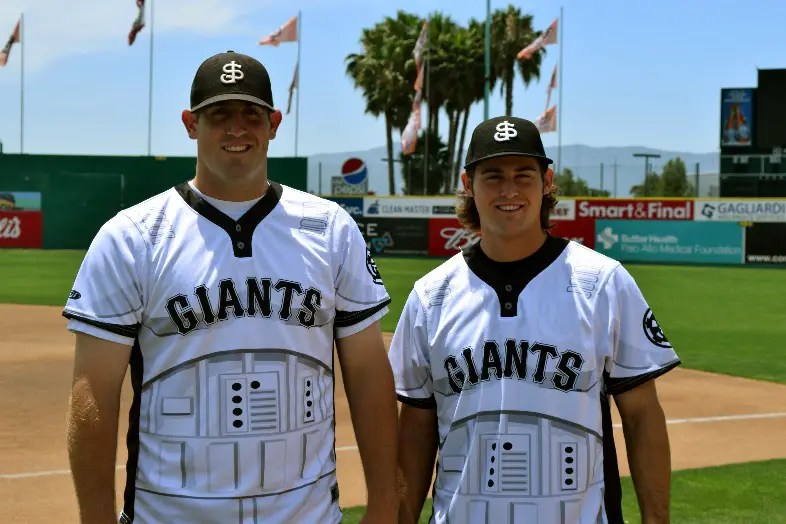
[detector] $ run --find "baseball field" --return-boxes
[0,249,785,523]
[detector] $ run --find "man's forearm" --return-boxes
[622,404,672,523]
[343,354,400,512]
[397,405,438,524]
[67,377,121,523]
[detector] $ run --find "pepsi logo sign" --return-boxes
[341,158,367,185]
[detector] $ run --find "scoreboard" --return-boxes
[719,70,786,197]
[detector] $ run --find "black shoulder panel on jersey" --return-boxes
[397,394,437,409]
[334,298,391,328]
[606,360,682,396]
[62,310,141,339]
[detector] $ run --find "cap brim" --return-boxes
[191,93,275,112]
[464,151,554,170]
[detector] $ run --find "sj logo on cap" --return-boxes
[221,60,245,84]
[494,120,518,142]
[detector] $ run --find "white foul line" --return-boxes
[2,412,785,481]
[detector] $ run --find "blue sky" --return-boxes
[0,0,784,159]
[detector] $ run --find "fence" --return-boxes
[0,154,307,249]
[324,195,786,266]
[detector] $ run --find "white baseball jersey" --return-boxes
[62,180,390,524]
[388,234,680,524]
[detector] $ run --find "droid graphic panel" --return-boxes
[433,411,603,524]
[134,349,336,519]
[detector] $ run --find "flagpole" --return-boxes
[147,0,155,156]
[20,12,24,154]
[295,10,301,157]
[557,6,564,175]
[484,0,490,120]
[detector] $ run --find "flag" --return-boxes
[259,16,298,46]
[545,63,557,109]
[128,0,145,46]
[286,62,298,115]
[413,21,428,68]
[0,18,20,68]
[401,93,422,155]
[517,17,558,60]
[535,105,557,133]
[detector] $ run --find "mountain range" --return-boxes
[306,143,721,197]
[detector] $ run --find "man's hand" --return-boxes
[615,379,672,524]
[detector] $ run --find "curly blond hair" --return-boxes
[455,162,559,234]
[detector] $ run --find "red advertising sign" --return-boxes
[0,211,43,248]
[576,199,693,220]
[428,218,480,257]
[549,219,596,249]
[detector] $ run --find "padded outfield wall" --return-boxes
[0,154,307,250]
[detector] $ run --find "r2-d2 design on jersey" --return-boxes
[135,349,335,506]
[436,412,604,524]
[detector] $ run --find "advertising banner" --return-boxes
[549,219,596,249]
[364,197,456,218]
[694,199,786,223]
[576,199,692,221]
[0,210,43,248]
[428,218,480,257]
[326,197,364,218]
[720,88,753,147]
[550,199,575,220]
[744,223,786,264]
[594,220,743,264]
[354,217,430,256]
[0,191,41,210]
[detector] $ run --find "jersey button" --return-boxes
[237,241,245,249]
[505,285,512,292]
[504,302,513,310]
[235,224,242,232]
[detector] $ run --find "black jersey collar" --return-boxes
[174,181,283,258]
[463,233,569,317]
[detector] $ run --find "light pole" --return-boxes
[633,153,660,197]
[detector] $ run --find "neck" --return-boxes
[478,227,548,263]
[192,163,269,202]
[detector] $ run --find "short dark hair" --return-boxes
[455,160,559,234]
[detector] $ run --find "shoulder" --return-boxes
[410,252,468,310]
[112,187,181,247]
[557,240,641,300]
[275,183,351,229]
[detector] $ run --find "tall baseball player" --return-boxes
[63,51,399,524]
[390,117,680,524]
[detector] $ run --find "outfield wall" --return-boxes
[326,196,786,266]
[0,154,307,249]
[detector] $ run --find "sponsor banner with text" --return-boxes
[549,219,596,249]
[594,220,743,264]
[744,223,786,264]
[326,197,364,218]
[694,200,786,222]
[0,210,43,248]
[550,199,575,220]
[576,199,693,220]
[353,217,430,256]
[364,197,456,218]
[428,218,480,257]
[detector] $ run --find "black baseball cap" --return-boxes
[190,50,275,112]
[464,116,553,169]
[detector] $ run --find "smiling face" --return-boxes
[461,155,554,241]
[182,100,282,192]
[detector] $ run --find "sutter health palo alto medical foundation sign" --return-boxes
[594,220,744,264]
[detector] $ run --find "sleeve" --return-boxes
[332,208,391,339]
[599,264,681,396]
[388,288,435,409]
[61,213,146,346]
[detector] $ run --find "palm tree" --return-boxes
[492,6,545,117]
[345,11,422,195]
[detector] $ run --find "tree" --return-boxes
[345,11,422,195]
[492,6,544,117]
[554,168,610,197]
[630,172,663,197]
[399,128,450,195]
[660,157,695,197]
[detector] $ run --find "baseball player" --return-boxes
[63,51,399,524]
[389,117,681,524]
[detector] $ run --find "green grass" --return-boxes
[340,459,786,523]
[2,249,785,384]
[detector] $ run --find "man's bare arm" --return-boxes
[67,332,132,524]
[336,320,399,516]
[396,403,438,524]
[615,379,672,524]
